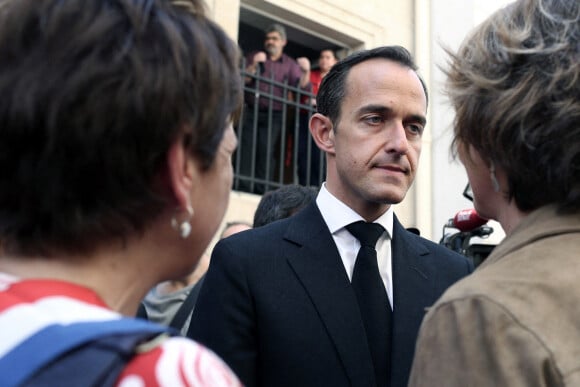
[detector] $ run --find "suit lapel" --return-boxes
[390,216,436,383]
[391,215,435,319]
[284,203,376,387]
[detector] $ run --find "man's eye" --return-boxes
[407,124,424,135]
[364,116,382,125]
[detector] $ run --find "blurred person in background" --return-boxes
[0,0,243,385]
[410,0,580,385]
[237,23,311,194]
[253,184,318,228]
[298,49,339,187]
[220,221,253,239]
[309,49,339,107]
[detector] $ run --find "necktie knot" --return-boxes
[346,221,384,248]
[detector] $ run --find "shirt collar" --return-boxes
[269,53,286,63]
[316,183,393,239]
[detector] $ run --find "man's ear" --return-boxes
[310,113,335,155]
[166,137,196,209]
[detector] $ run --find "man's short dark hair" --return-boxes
[317,46,428,127]
[253,185,318,228]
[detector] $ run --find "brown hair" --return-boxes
[0,0,242,256]
[446,0,579,212]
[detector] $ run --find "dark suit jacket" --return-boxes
[189,203,473,387]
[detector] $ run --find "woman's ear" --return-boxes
[166,136,196,210]
[310,113,335,156]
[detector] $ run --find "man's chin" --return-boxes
[374,189,407,205]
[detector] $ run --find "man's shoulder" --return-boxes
[214,207,324,258]
[396,225,454,251]
[422,234,471,264]
[416,233,457,255]
[395,227,473,269]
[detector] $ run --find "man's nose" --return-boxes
[386,123,409,155]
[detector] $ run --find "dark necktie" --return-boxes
[346,221,392,387]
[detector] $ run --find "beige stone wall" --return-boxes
[204,0,241,40]
[238,0,414,51]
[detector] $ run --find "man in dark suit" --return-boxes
[190,46,474,387]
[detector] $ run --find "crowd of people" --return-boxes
[235,23,312,194]
[0,0,578,386]
[235,22,338,194]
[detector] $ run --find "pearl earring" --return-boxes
[171,205,194,239]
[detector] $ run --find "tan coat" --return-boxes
[409,205,580,387]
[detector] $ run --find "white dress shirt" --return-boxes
[316,184,394,308]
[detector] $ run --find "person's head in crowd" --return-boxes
[220,221,252,239]
[253,185,318,227]
[446,0,579,232]
[311,46,428,220]
[318,48,338,76]
[263,23,287,60]
[0,0,242,313]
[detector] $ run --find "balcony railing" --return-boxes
[233,65,324,195]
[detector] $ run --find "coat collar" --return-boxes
[480,205,580,269]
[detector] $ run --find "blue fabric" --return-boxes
[1,318,172,387]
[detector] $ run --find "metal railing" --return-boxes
[233,66,324,195]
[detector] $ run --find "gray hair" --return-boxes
[265,23,287,41]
